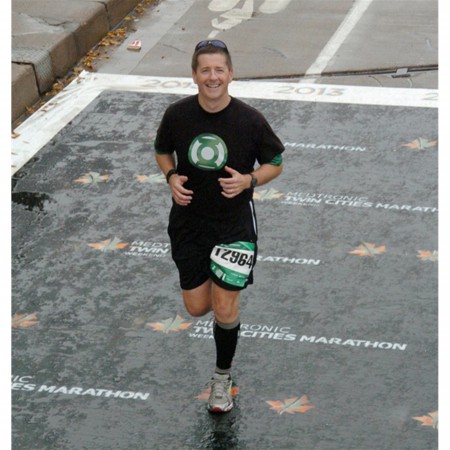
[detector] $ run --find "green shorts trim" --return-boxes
[210,241,256,289]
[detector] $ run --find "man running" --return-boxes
[154,39,284,412]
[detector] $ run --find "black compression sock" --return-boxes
[213,319,241,373]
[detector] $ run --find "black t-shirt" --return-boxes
[154,95,284,220]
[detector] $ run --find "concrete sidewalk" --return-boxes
[12,0,438,126]
[11,0,152,124]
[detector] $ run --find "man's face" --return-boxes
[192,53,233,106]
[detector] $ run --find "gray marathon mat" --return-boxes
[12,81,437,449]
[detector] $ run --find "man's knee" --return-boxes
[184,301,211,317]
[212,285,240,323]
[182,282,213,317]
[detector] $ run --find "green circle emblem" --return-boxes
[188,133,228,171]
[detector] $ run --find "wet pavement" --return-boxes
[11,0,438,123]
[11,75,438,449]
[11,0,439,449]
[95,0,437,88]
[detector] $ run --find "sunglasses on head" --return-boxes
[195,40,228,51]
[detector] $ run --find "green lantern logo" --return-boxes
[188,133,228,170]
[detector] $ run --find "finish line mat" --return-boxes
[12,75,438,449]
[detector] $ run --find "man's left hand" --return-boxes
[218,166,251,198]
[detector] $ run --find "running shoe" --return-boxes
[207,373,233,413]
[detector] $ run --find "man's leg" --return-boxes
[181,280,240,412]
[181,281,240,372]
[206,283,240,412]
[211,283,240,375]
[181,280,213,317]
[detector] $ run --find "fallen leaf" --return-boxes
[81,50,101,69]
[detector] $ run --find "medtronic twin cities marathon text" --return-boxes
[281,192,437,212]
[11,376,150,400]
[189,320,407,351]
[124,241,320,265]
[285,142,367,152]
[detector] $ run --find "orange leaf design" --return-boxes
[135,174,165,184]
[402,138,437,150]
[88,237,129,251]
[253,188,284,201]
[349,243,385,257]
[12,312,38,328]
[417,250,438,262]
[74,172,109,185]
[413,411,438,430]
[195,385,239,400]
[147,315,192,334]
[266,395,315,415]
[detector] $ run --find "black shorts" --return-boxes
[168,201,258,291]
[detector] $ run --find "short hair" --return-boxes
[191,44,233,72]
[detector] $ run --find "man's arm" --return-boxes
[251,163,283,187]
[154,152,176,178]
[218,163,283,199]
[155,152,193,206]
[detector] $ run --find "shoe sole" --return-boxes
[208,402,233,413]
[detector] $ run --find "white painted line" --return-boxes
[98,0,197,75]
[259,0,293,15]
[304,0,373,78]
[208,0,241,12]
[11,71,437,176]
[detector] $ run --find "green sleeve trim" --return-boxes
[268,154,283,166]
[154,147,173,155]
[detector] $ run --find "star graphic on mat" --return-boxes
[195,384,239,400]
[12,312,38,328]
[136,173,165,184]
[74,172,109,185]
[253,188,284,201]
[349,243,385,257]
[266,395,315,415]
[417,250,438,262]
[88,237,129,251]
[413,411,438,430]
[146,315,192,334]
[401,138,437,150]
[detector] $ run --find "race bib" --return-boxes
[210,241,255,288]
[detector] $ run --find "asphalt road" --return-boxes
[95,0,437,88]
[10,1,440,449]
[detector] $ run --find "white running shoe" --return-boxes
[207,373,233,413]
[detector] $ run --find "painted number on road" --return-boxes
[208,0,294,38]
[274,86,345,96]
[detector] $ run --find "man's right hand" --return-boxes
[169,174,193,206]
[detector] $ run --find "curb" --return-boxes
[11,0,153,125]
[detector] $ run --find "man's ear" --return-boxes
[192,70,198,85]
[228,68,234,82]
